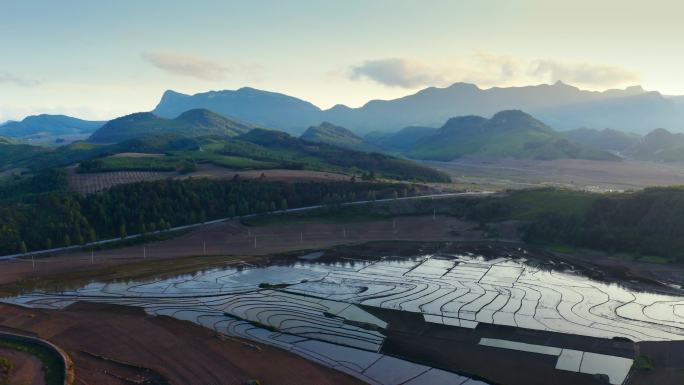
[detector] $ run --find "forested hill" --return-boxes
[205,128,449,182]
[89,109,253,143]
[300,122,379,152]
[0,178,418,255]
[406,110,620,161]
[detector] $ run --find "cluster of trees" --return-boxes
[523,187,684,259]
[453,187,684,261]
[0,178,413,254]
[0,169,69,200]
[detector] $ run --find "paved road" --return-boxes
[0,191,492,260]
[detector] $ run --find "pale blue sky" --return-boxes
[1,0,683,120]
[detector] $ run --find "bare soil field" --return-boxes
[0,348,45,385]
[424,156,684,191]
[182,164,352,182]
[0,215,485,289]
[69,164,352,194]
[67,168,173,194]
[0,302,365,385]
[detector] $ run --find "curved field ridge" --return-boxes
[7,253,684,383]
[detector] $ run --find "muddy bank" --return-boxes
[0,302,366,385]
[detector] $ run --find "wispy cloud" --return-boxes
[350,58,448,88]
[142,51,229,80]
[349,53,640,90]
[0,72,41,87]
[529,60,640,88]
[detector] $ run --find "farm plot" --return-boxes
[7,251,684,384]
[68,169,173,193]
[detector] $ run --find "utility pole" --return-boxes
[300,232,303,243]
[254,236,257,249]
[203,241,206,256]
[143,246,146,259]
[91,250,94,264]
[31,255,35,271]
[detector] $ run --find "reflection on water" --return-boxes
[8,250,683,385]
[7,251,684,341]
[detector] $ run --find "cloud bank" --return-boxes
[350,53,640,90]
[142,51,229,80]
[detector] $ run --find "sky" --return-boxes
[1,0,684,121]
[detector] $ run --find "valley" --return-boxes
[7,3,684,384]
[424,156,684,191]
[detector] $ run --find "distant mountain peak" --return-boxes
[407,110,616,161]
[0,113,103,140]
[446,82,481,91]
[154,82,683,135]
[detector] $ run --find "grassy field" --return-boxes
[503,188,599,220]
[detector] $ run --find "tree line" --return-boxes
[450,187,684,261]
[0,178,418,254]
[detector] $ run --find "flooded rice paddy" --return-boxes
[5,250,684,384]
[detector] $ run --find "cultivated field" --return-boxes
[68,168,172,194]
[182,163,352,182]
[0,302,365,385]
[68,163,352,194]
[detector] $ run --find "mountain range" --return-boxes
[0,114,103,143]
[401,110,619,161]
[623,128,684,161]
[153,82,684,134]
[560,128,641,153]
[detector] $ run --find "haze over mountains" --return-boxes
[0,114,103,143]
[153,82,684,134]
[390,110,619,161]
[4,80,684,165]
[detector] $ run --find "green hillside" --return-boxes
[407,110,620,161]
[624,128,684,161]
[560,128,640,152]
[89,109,253,143]
[219,129,451,182]
[300,122,379,152]
[366,126,438,152]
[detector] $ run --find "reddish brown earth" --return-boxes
[0,302,365,385]
[0,215,484,287]
[0,347,45,385]
[68,164,352,194]
[183,164,352,182]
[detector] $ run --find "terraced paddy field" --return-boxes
[4,244,684,384]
